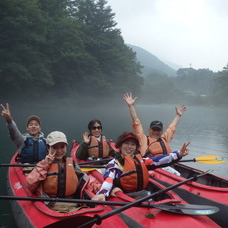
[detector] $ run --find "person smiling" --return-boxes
[92,132,190,201]
[26,131,97,213]
[123,92,186,157]
[1,103,46,165]
[76,119,118,161]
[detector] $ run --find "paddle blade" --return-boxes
[195,155,226,164]
[153,203,219,215]
[81,168,98,172]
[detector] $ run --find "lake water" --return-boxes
[0,103,228,227]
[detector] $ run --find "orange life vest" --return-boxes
[42,158,78,197]
[116,154,149,192]
[147,137,172,156]
[88,135,110,158]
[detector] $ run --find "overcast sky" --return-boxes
[107,0,228,72]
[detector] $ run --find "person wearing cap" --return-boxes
[92,131,190,201]
[76,119,119,161]
[123,92,186,157]
[26,131,101,213]
[1,103,46,165]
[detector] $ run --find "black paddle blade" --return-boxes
[153,203,219,215]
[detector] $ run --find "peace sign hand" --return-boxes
[45,150,56,165]
[179,142,190,158]
[1,103,13,121]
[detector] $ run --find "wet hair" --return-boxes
[116,131,140,149]
[88,119,102,131]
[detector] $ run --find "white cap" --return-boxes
[46,131,68,146]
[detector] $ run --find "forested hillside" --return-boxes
[0,0,143,102]
[0,0,227,106]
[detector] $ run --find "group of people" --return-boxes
[1,93,188,213]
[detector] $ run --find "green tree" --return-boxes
[0,0,143,100]
[71,0,143,95]
[0,0,53,98]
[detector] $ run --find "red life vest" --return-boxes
[88,135,110,158]
[42,158,78,197]
[147,137,172,156]
[117,154,149,192]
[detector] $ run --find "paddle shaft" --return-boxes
[0,163,105,168]
[0,195,160,209]
[179,159,196,162]
[79,158,112,165]
[77,171,211,228]
[1,155,224,168]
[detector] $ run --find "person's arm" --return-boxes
[1,103,12,122]
[26,149,56,196]
[123,93,148,156]
[1,103,25,150]
[76,132,91,160]
[145,142,190,169]
[74,161,87,178]
[169,104,186,128]
[7,120,25,150]
[123,92,139,122]
[26,151,55,195]
[94,169,116,198]
[76,142,90,160]
[93,159,119,198]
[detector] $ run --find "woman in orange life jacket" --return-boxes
[76,119,119,161]
[92,131,190,201]
[123,92,186,157]
[26,131,101,213]
[123,92,186,176]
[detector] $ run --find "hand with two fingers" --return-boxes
[1,103,13,121]
[179,142,190,158]
[45,150,56,165]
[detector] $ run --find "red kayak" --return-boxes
[150,163,228,227]
[70,142,221,228]
[7,153,131,228]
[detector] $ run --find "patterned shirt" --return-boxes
[97,151,180,197]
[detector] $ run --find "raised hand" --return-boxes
[83,132,90,144]
[1,103,13,121]
[175,104,186,117]
[123,92,138,107]
[45,150,56,165]
[179,142,190,157]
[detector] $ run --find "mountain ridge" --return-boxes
[128,44,177,77]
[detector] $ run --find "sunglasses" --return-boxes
[151,127,162,131]
[91,126,102,130]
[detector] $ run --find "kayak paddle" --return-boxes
[0,195,218,215]
[76,170,218,227]
[0,163,105,172]
[180,155,226,164]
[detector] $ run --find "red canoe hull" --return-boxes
[150,163,228,227]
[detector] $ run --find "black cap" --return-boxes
[150,120,163,130]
